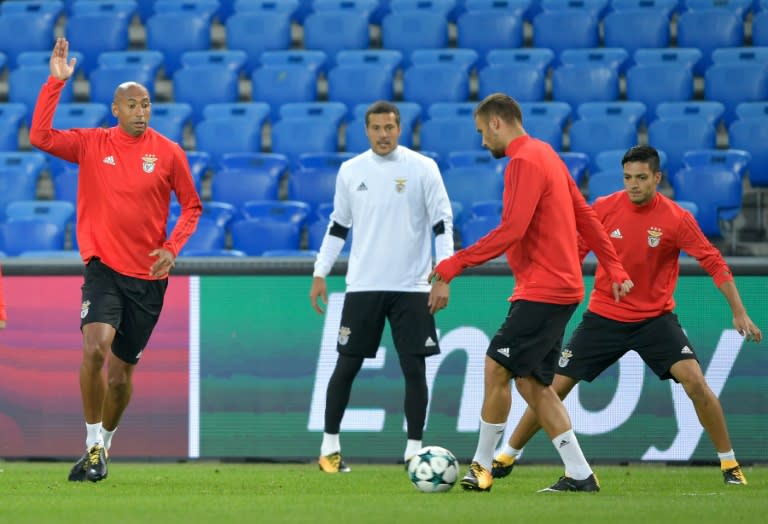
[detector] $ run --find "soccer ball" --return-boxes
[407,446,459,493]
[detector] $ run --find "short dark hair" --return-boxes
[622,145,661,173]
[473,93,523,125]
[365,101,400,127]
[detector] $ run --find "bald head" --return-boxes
[112,82,151,137]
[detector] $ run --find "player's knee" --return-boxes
[82,338,109,364]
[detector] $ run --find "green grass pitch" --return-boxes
[2,462,767,523]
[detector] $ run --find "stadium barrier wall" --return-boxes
[1,258,766,463]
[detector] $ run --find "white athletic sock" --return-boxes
[321,433,340,457]
[718,449,737,468]
[499,444,523,460]
[472,419,505,472]
[404,439,422,462]
[101,426,117,451]
[552,429,592,480]
[85,422,104,449]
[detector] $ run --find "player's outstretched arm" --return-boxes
[719,280,762,343]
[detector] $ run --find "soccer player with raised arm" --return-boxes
[29,38,202,482]
[492,145,762,486]
[429,93,633,493]
[310,101,454,473]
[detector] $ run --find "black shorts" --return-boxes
[487,300,578,385]
[336,291,440,358]
[557,311,698,382]
[80,257,168,365]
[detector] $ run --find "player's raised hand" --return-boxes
[50,37,76,81]
[310,276,328,315]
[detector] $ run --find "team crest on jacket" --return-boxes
[142,154,158,173]
[558,348,573,368]
[647,226,663,247]
[394,178,406,193]
[338,326,351,345]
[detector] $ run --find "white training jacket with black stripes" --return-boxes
[313,146,454,293]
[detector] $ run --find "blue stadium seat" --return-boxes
[5,200,75,229]
[0,1,62,67]
[541,0,608,16]
[98,49,164,73]
[381,11,449,65]
[0,103,26,151]
[456,0,527,65]
[53,103,109,129]
[252,64,320,121]
[170,200,237,229]
[676,9,743,74]
[210,169,281,209]
[754,10,768,46]
[520,101,572,151]
[576,102,647,126]
[532,10,598,60]
[230,217,303,255]
[218,152,289,177]
[195,103,271,163]
[486,48,554,72]
[552,64,619,108]
[173,66,241,124]
[633,48,702,70]
[181,50,248,72]
[145,8,215,75]
[260,249,318,257]
[271,102,347,164]
[419,117,482,160]
[336,49,403,70]
[225,9,295,73]
[705,62,768,124]
[51,165,79,204]
[65,1,136,74]
[729,116,768,232]
[570,118,639,170]
[610,0,677,15]
[296,152,356,171]
[675,200,699,219]
[181,249,247,257]
[185,150,210,194]
[0,219,66,256]
[286,168,339,212]
[559,48,629,73]
[411,48,478,72]
[448,150,509,174]
[647,116,717,175]
[441,166,503,211]
[0,166,39,220]
[470,199,503,218]
[684,0,752,18]
[177,217,226,254]
[478,63,546,102]
[307,217,345,251]
[89,66,158,109]
[327,63,396,109]
[403,63,471,110]
[241,200,311,227]
[595,149,668,172]
[672,166,742,244]
[0,151,47,178]
[0,52,5,75]
[734,101,768,120]
[17,249,81,259]
[682,149,751,179]
[655,101,725,127]
[459,215,499,248]
[626,64,694,119]
[150,103,193,144]
[559,151,590,185]
[426,102,476,119]
[303,8,372,67]
[9,66,76,125]
[603,9,670,56]
[587,170,626,202]
[259,49,327,71]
